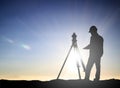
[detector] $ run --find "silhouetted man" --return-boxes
[84,26,104,81]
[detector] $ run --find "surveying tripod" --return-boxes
[57,33,86,79]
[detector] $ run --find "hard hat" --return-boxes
[89,26,97,33]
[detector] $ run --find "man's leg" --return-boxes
[85,58,94,80]
[95,57,101,81]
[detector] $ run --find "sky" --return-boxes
[0,0,120,81]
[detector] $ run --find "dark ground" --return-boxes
[0,79,120,88]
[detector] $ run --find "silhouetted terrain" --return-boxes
[0,79,119,88]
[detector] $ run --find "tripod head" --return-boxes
[72,33,77,46]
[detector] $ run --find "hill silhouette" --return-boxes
[0,79,120,88]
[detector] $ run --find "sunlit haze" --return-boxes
[0,0,120,81]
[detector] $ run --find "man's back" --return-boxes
[90,33,103,57]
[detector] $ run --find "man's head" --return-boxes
[89,26,97,35]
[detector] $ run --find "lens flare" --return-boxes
[21,44,31,50]
[2,36,14,44]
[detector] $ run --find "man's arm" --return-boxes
[83,36,92,49]
[83,44,90,49]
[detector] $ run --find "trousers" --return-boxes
[85,55,101,80]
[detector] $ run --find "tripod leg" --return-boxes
[57,45,73,79]
[74,47,81,79]
[77,62,81,79]
[76,45,86,72]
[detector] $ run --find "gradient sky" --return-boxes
[0,0,120,81]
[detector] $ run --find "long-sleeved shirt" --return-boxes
[84,33,104,57]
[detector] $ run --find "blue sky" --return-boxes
[0,0,120,80]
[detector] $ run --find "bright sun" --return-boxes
[64,48,88,79]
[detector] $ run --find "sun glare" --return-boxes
[66,48,84,72]
[66,49,77,72]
